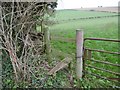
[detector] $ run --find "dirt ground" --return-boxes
[75,7,119,13]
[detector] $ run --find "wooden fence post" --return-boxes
[76,29,84,79]
[44,27,51,63]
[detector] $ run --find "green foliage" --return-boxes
[43,71,70,88]
[2,51,15,88]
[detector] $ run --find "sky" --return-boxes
[56,0,120,10]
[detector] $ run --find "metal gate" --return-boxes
[83,38,120,87]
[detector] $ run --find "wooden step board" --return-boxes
[48,57,72,75]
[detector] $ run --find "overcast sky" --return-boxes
[56,0,120,10]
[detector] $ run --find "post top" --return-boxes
[76,29,83,32]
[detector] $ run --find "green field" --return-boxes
[51,10,117,21]
[49,9,119,88]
